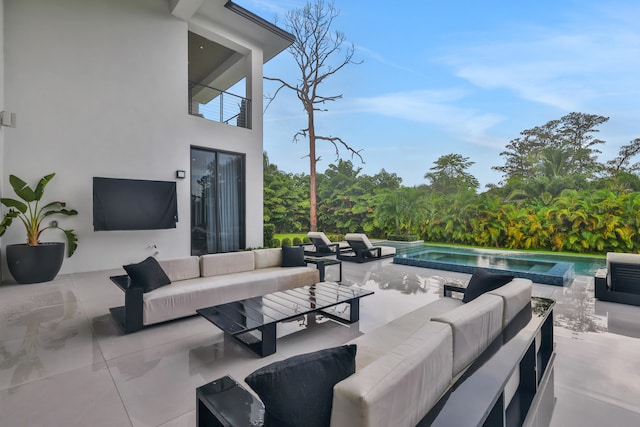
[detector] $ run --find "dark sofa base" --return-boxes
[595,275,640,306]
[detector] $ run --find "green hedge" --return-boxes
[326,233,345,243]
[264,224,275,248]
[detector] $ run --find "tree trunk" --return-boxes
[309,113,317,232]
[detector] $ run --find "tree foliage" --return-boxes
[494,112,608,183]
[264,111,640,254]
[424,153,479,194]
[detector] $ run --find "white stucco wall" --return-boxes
[2,0,265,278]
[0,0,5,283]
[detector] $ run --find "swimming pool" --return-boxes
[391,244,605,286]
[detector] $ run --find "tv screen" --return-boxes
[93,177,178,231]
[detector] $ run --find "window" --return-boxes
[191,147,245,255]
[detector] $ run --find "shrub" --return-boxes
[292,237,302,246]
[327,233,344,242]
[264,224,275,247]
[303,236,311,244]
[272,238,281,248]
[282,237,292,247]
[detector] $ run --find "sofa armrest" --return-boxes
[444,284,466,298]
[109,275,144,333]
[594,268,609,299]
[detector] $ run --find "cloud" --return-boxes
[354,44,420,76]
[347,89,506,147]
[440,5,640,112]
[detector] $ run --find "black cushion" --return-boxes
[462,268,514,303]
[245,345,357,427]
[123,257,171,293]
[282,245,306,267]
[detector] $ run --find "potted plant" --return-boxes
[0,173,78,284]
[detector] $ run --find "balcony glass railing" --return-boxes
[188,81,251,129]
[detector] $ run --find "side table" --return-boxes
[196,376,264,427]
[304,257,342,282]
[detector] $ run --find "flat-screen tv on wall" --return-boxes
[93,177,178,231]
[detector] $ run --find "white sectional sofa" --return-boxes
[330,277,532,426]
[109,248,320,333]
[199,276,553,427]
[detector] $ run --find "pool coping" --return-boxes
[393,249,575,286]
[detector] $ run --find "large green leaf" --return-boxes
[43,208,78,217]
[1,198,28,213]
[0,210,21,237]
[34,173,56,201]
[63,229,78,257]
[41,201,65,210]
[9,175,37,202]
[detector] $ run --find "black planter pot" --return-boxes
[6,242,65,284]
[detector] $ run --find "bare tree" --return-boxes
[265,0,362,232]
[607,137,640,173]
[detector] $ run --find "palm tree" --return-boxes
[375,187,428,236]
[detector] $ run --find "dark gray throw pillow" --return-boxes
[244,345,357,427]
[123,256,171,293]
[282,245,306,267]
[462,268,514,303]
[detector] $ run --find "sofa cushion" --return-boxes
[200,251,254,277]
[123,257,171,292]
[349,297,462,370]
[245,345,357,427]
[606,252,640,269]
[142,266,319,325]
[331,321,452,427]
[487,278,532,327]
[254,248,283,269]
[282,245,306,267]
[158,256,200,282]
[462,268,514,303]
[432,293,504,376]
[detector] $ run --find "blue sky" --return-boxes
[245,0,640,189]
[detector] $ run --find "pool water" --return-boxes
[389,242,607,286]
[393,244,605,276]
[416,252,556,274]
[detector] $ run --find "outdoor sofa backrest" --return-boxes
[606,252,640,293]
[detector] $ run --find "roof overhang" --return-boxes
[171,0,294,64]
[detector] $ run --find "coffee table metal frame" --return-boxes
[197,282,373,357]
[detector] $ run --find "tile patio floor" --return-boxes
[1,259,640,426]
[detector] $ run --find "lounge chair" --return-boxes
[594,252,640,306]
[301,232,350,257]
[337,233,396,263]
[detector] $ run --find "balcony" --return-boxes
[188,81,251,129]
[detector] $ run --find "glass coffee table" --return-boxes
[197,282,373,357]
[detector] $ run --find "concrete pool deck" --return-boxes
[1,258,638,426]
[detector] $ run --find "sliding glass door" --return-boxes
[191,147,245,255]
